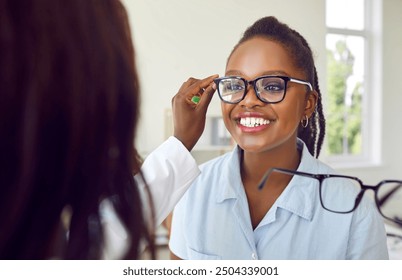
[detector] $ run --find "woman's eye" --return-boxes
[225,82,244,92]
[230,85,244,91]
[263,83,283,92]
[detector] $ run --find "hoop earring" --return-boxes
[301,115,309,128]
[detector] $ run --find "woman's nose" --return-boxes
[238,85,264,108]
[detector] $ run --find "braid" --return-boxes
[290,28,326,158]
[297,67,326,157]
[233,16,326,158]
[312,67,326,157]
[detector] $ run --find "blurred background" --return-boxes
[123,0,401,184]
[121,0,402,259]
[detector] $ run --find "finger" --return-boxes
[190,74,218,93]
[197,82,216,111]
[178,77,198,92]
[172,78,199,106]
[188,74,218,105]
[174,75,219,107]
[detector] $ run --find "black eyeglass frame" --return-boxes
[213,75,313,104]
[258,167,402,226]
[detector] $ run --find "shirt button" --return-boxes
[251,252,257,260]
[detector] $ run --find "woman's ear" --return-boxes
[304,90,318,118]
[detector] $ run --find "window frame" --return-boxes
[322,0,382,169]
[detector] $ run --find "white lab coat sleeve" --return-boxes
[135,136,200,226]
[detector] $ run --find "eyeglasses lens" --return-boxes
[218,78,245,103]
[255,77,286,103]
[218,77,286,104]
[377,182,402,223]
[319,177,362,213]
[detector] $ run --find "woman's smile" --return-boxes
[234,112,276,133]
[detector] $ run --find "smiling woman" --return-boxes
[168,16,388,260]
[122,0,327,157]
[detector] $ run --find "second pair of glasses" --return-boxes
[258,167,402,226]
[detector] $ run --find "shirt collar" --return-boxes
[216,145,244,203]
[216,139,320,221]
[273,139,319,221]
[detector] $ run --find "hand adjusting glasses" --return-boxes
[258,167,402,226]
[214,75,313,104]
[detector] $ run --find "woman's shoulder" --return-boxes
[298,140,337,175]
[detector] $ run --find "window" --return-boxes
[324,0,382,168]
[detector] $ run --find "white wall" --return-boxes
[123,0,402,182]
[382,0,402,179]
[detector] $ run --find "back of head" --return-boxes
[0,0,150,259]
[231,16,326,157]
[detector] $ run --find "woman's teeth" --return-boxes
[239,117,271,128]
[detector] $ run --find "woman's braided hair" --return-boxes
[230,16,326,158]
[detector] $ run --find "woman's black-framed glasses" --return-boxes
[258,167,402,226]
[213,75,313,104]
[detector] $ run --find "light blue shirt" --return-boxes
[169,139,389,259]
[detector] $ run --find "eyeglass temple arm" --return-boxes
[289,78,313,91]
[258,167,320,190]
[387,233,402,240]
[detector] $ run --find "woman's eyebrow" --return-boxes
[224,70,243,76]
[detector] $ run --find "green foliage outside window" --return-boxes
[326,40,362,156]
